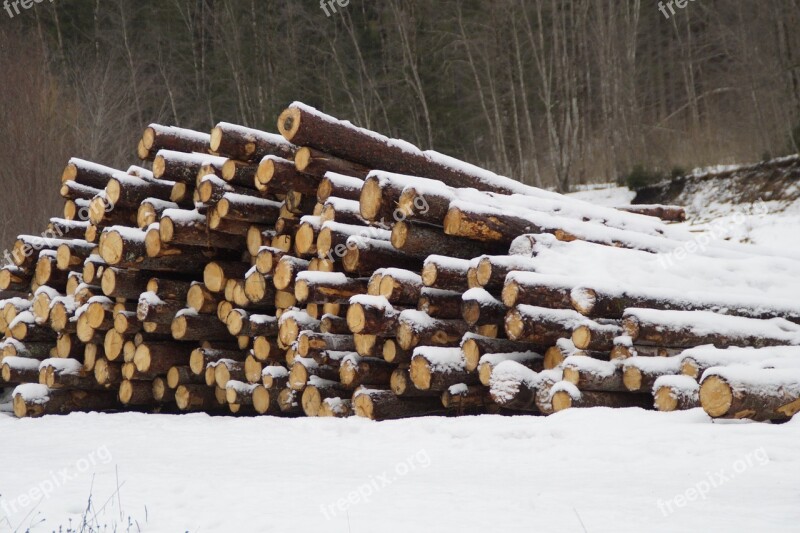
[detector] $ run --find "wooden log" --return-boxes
[300,377,347,416]
[276,387,304,415]
[136,292,184,324]
[256,155,321,195]
[295,272,368,305]
[210,122,296,163]
[159,208,244,251]
[320,197,369,226]
[572,321,624,351]
[338,354,395,388]
[204,261,251,293]
[55,240,96,271]
[172,310,230,341]
[543,339,608,369]
[34,252,69,289]
[152,150,225,184]
[571,285,800,322]
[621,356,682,392]
[653,375,700,412]
[295,147,369,180]
[119,380,155,406]
[317,172,364,203]
[100,267,149,299]
[48,218,91,240]
[9,312,56,342]
[461,333,542,372]
[397,310,469,350]
[146,277,193,302]
[623,309,800,349]
[13,386,117,417]
[226,310,279,338]
[215,193,282,225]
[186,282,221,314]
[477,349,543,386]
[700,367,800,421]
[421,255,470,292]
[342,237,421,276]
[106,172,175,207]
[94,357,122,386]
[505,305,589,344]
[376,268,421,305]
[133,343,194,374]
[0,265,32,292]
[501,272,574,309]
[318,397,353,417]
[346,295,399,335]
[617,204,686,222]
[2,357,41,384]
[389,367,438,397]
[288,357,337,390]
[417,288,462,320]
[278,310,320,347]
[550,382,652,412]
[175,384,221,411]
[380,339,412,365]
[140,125,211,161]
[61,158,118,190]
[410,346,478,391]
[152,376,176,402]
[273,256,310,291]
[297,332,355,357]
[610,336,683,360]
[220,159,258,189]
[278,104,523,194]
[561,357,625,392]
[353,389,443,420]
[461,288,506,328]
[392,221,501,260]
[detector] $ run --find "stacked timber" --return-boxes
[3,102,799,424]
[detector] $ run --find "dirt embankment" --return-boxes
[633,155,800,210]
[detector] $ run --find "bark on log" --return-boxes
[295,147,370,180]
[339,354,395,388]
[140,125,211,161]
[421,255,471,292]
[392,221,502,260]
[700,368,800,421]
[409,346,478,391]
[210,122,296,163]
[256,155,321,195]
[317,172,364,203]
[277,103,521,194]
[397,310,469,350]
[353,389,443,420]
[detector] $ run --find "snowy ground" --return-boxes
[2,186,800,533]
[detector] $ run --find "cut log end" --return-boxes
[421,263,437,287]
[409,357,431,390]
[277,107,302,141]
[572,326,592,350]
[551,390,573,412]
[209,126,223,153]
[622,367,643,392]
[654,386,678,412]
[359,178,382,221]
[345,304,366,334]
[353,393,374,420]
[699,375,733,418]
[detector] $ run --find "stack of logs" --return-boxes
[3,101,799,423]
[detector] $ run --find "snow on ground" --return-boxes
[1,410,799,532]
[1,185,799,533]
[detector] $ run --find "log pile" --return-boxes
[3,101,800,424]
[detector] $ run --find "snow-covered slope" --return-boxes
[1,409,799,532]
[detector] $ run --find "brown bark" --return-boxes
[353,389,443,420]
[339,355,395,388]
[317,172,364,203]
[277,104,520,194]
[210,122,296,163]
[256,155,321,195]
[140,124,211,160]
[421,256,471,292]
[417,288,463,319]
[294,147,370,180]
[392,221,502,259]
